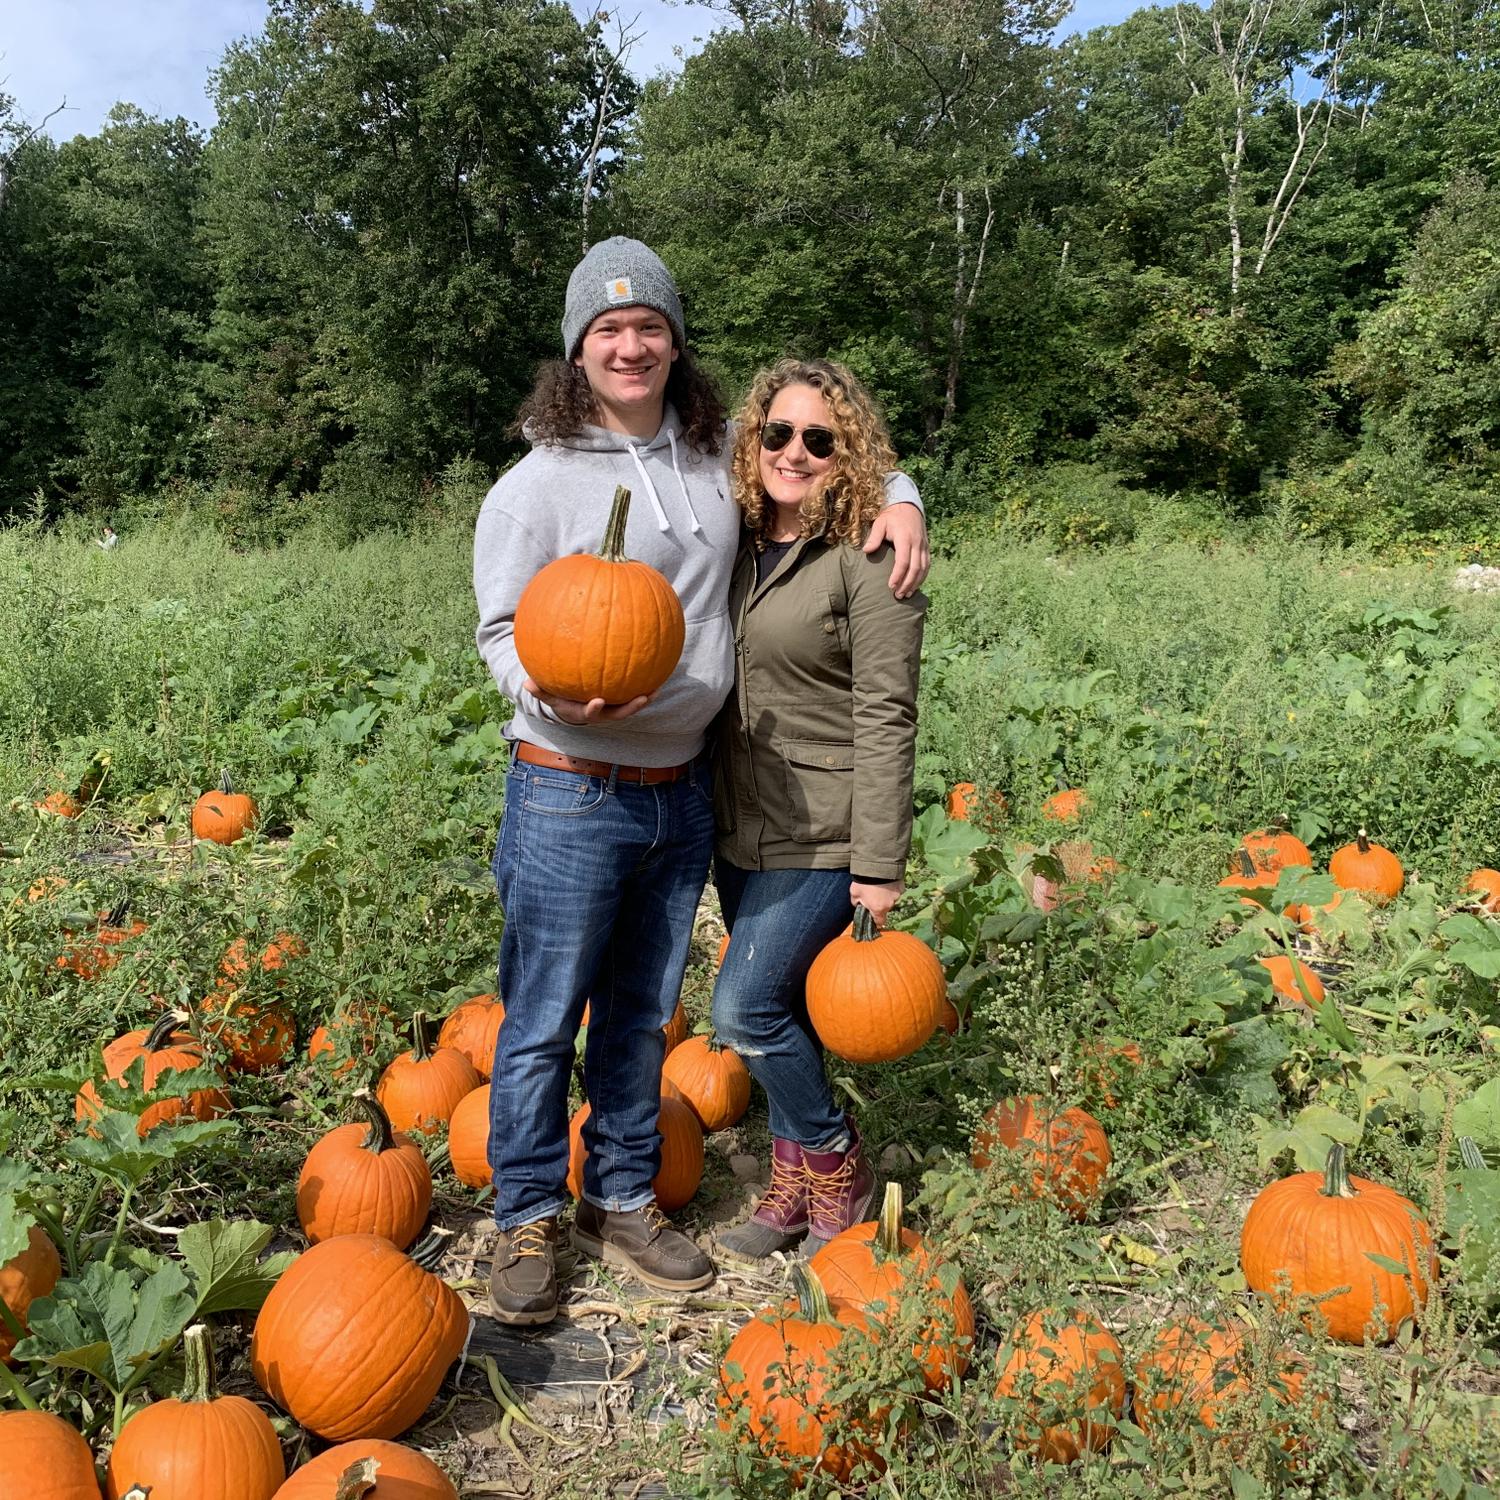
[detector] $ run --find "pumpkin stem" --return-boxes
[145,1010,190,1052]
[219,768,234,796]
[409,1226,453,1272]
[178,1323,218,1404]
[353,1087,398,1153]
[851,904,879,943]
[1459,1136,1487,1171]
[333,1460,381,1500]
[105,896,133,928]
[1356,827,1370,853]
[791,1262,834,1324]
[121,1490,153,1500]
[875,1181,905,1257]
[598,485,633,563]
[1271,813,1290,830]
[410,1011,433,1062]
[1320,1143,1358,1199]
[1235,847,1256,879]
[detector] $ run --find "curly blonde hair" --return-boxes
[731,359,897,548]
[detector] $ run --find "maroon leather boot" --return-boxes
[716,1136,809,1260]
[802,1116,877,1254]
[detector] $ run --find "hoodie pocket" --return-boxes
[780,739,854,843]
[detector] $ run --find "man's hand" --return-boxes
[864,503,930,598]
[522,677,650,725]
[850,879,903,926]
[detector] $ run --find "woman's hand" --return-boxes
[850,879,903,926]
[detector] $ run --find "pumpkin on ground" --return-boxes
[1329,829,1404,905]
[76,1012,230,1137]
[106,1323,284,1500]
[447,1083,492,1190]
[437,994,505,1078]
[993,1307,1126,1464]
[717,1264,885,1483]
[251,1234,469,1441]
[1257,954,1326,1009]
[938,997,961,1036]
[1041,787,1089,824]
[1239,820,1312,874]
[1029,841,1119,912]
[55,903,148,980]
[807,1183,974,1393]
[662,1035,751,1132]
[191,770,258,845]
[272,1443,458,1499]
[567,1094,703,1211]
[1132,1317,1308,1448]
[297,1089,432,1248]
[1073,1038,1145,1110]
[207,930,306,1071]
[0,1410,101,1498]
[972,1097,1112,1220]
[946,782,1007,823]
[1464,868,1500,913]
[1218,847,1276,908]
[1240,1144,1433,1344]
[715,933,730,969]
[1283,890,1345,932]
[513,484,685,704]
[805,905,945,1064]
[37,788,83,819]
[375,1014,480,1137]
[1,1224,61,1363]
[309,1000,392,1077]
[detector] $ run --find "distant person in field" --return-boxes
[472,237,928,1326]
[711,359,926,1260]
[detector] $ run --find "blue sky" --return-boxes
[2,1,1139,139]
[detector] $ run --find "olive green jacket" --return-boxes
[713,532,927,880]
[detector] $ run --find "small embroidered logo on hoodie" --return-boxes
[606,277,633,302]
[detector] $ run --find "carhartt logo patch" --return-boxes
[605,276,633,303]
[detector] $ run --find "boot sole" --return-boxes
[487,1298,559,1326]
[571,1228,716,1291]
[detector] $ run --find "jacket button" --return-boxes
[823,621,836,634]
[824,755,835,765]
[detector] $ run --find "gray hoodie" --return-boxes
[473,405,920,767]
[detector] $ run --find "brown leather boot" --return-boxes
[488,1217,560,1325]
[716,1136,808,1260]
[802,1117,877,1255]
[572,1200,715,1291]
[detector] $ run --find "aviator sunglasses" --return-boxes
[760,420,837,460]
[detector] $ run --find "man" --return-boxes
[473,237,928,1325]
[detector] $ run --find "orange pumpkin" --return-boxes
[1463,868,1500,913]
[375,1014,480,1137]
[1241,1144,1434,1344]
[309,1000,391,1077]
[1,1224,61,1364]
[1329,828,1404,905]
[436,994,505,1078]
[1283,890,1345,932]
[1257,953,1326,1008]
[36,789,83,819]
[716,932,730,969]
[251,1235,469,1442]
[0,1410,101,1497]
[513,484,685,705]
[717,1264,885,1483]
[938,997,961,1036]
[297,1090,432,1249]
[946,782,1007,823]
[1074,1038,1144,1110]
[662,1035,751,1131]
[993,1308,1125,1464]
[106,1322,284,1500]
[1239,820,1312,875]
[272,1442,458,1498]
[218,931,308,987]
[662,999,691,1054]
[55,903,148,980]
[567,1094,703,1212]
[1030,841,1118,912]
[25,874,69,903]
[1218,847,1276,909]
[1132,1317,1307,1446]
[191,770,258,845]
[76,1013,230,1137]
[1041,787,1090,824]
[447,1083,492,1190]
[972,1096,1111,1220]
[807,1183,974,1393]
[805,905,945,1064]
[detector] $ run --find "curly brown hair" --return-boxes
[731,359,897,548]
[510,346,727,454]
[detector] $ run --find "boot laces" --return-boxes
[805,1154,856,1225]
[640,1201,670,1236]
[512,1221,552,1257]
[759,1154,805,1220]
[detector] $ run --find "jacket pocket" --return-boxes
[780,739,854,843]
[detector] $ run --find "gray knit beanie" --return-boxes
[562,237,686,359]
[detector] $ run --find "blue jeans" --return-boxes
[488,752,715,1231]
[711,860,853,1149]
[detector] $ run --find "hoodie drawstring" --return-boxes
[667,428,705,536]
[625,442,672,533]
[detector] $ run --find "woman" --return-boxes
[712,359,927,1259]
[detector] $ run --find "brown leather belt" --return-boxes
[514,741,693,785]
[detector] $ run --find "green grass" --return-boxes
[3,517,1500,1496]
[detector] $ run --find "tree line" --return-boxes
[1,0,1495,543]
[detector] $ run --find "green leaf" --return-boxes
[1312,995,1359,1052]
[1201,1016,1289,1114]
[178,1220,298,1317]
[0,1188,38,1264]
[1454,1078,1500,1151]
[64,1112,236,1188]
[15,1258,194,1393]
[1254,1104,1363,1171]
[1446,1169,1500,1290]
